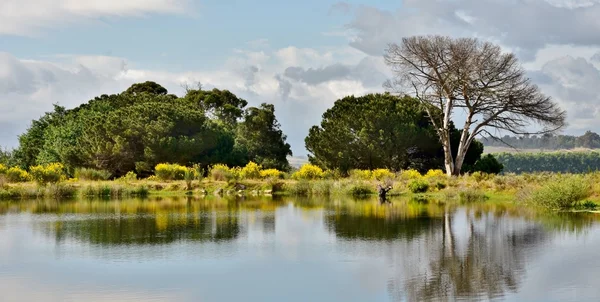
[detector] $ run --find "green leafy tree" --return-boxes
[184,88,248,128]
[124,81,169,96]
[13,104,66,168]
[306,93,483,173]
[236,103,292,171]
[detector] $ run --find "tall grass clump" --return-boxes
[29,163,67,184]
[287,180,312,196]
[531,176,592,209]
[5,167,30,182]
[44,183,77,199]
[74,168,111,181]
[312,180,333,196]
[458,188,488,203]
[292,164,324,180]
[155,163,188,180]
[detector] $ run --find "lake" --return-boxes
[1,197,600,301]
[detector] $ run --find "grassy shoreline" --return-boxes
[2,172,600,211]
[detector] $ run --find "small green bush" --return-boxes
[292,164,325,180]
[155,163,188,180]
[29,163,66,184]
[408,179,429,193]
[74,168,111,181]
[5,167,30,183]
[531,176,591,209]
[348,182,374,196]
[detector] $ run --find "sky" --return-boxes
[2,0,600,157]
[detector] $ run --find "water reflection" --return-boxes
[1,197,600,301]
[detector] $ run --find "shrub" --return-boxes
[0,164,7,174]
[155,163,188,180]
[260,169,283,179]
[240,162,262,179]
[471,171,491,182]
[371,169,395,181]
[323,169,342,180]
[402,169,422,179]
[349,169,372,180]
[74,168,111,181]
[292,164,324,180]
[30,163,67,184]
[408,179,429,193]
[210,164,237,181]
[472,154,504,174]
[119,171,138,182]
[531,176,592,209]
[5,167,30,183]
[435,182,447,190]
[424,169,445,178]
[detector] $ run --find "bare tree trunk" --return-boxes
[442,140,454,176]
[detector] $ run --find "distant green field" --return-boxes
[483,146,600,154]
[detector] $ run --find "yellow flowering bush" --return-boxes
[260,168,283,179]
[210,164,237,181]
[0,164,7,174]
[424,169,445,178]
[240,162,262,179]
[371,169,395,181]
[30,163,67,184]
[292,164,325,180]
[155,163,188,180]
[402,169,422,179]
[6,167,30,183]
[349,169,372,180]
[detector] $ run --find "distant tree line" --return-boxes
[482,131,600,150]
[9,82,292,177]
[494,152,600,174]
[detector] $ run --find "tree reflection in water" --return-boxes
[0,196,598,301]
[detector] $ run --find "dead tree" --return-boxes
[384,36,566,176]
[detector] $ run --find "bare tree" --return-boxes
[384,36,566,176]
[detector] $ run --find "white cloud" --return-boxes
[0,0,190,35]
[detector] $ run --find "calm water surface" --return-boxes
[1,197,600,302]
